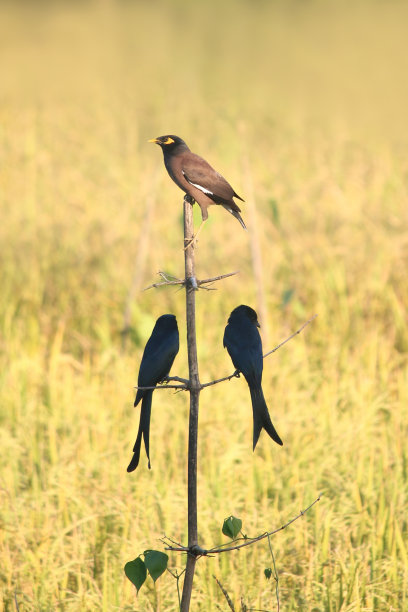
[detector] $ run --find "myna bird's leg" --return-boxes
[184,219,206,250]
[184,204,208,250]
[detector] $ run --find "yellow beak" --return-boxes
[148,138,159,143]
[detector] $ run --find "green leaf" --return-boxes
[144,550,168,582]
[222,515,242,539]
[264,567,272,580]
[124,557,147,593]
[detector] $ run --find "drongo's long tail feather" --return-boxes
[140,393,152,469]
[250,386,283,450]
[127,391,153,472]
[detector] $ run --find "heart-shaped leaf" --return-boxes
[124,557,147,593]
[222,515,242,539]
[144,550,168,582]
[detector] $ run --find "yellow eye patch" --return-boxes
[148,136,175,145]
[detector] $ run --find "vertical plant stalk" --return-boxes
[122,171,159,349]
[242,152,269,344]
[238,121,269,343]
[180,195,200,612]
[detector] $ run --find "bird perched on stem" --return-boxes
[149,135,246,236]
[127,314,179,472]
[223,305,283,450]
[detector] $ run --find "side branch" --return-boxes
[134,375,190,392]
[144,271,184,291]
[208,495,321,554]
[198,271,239,289]
[202,315,317,389]
[165,375,190,385]
[164,495,321,556]
[263,314,318,359]
[201,370,241,389]
[144,270,238,292]
[134,384,188,391]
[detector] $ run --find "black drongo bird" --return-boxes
[127,314,179,472]
[223,305,283,450]
[149,135,246,230]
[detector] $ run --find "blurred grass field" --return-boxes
[1,1,408,610]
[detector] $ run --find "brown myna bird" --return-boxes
[149,135,246,231]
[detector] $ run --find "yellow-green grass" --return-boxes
[1,1,408,610]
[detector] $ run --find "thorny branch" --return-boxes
[163,495,321,556]
[134,375,190,392]
[134,384,189,391]
[263,314,317,358]
[198,271,239,288]
[200,369,241,389]
[144,270,238,291]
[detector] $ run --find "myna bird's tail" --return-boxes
[222,204,247,229]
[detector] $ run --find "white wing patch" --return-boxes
[182,171,214,196]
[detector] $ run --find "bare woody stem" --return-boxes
[180,195,200,612]
[138,212,317,610]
